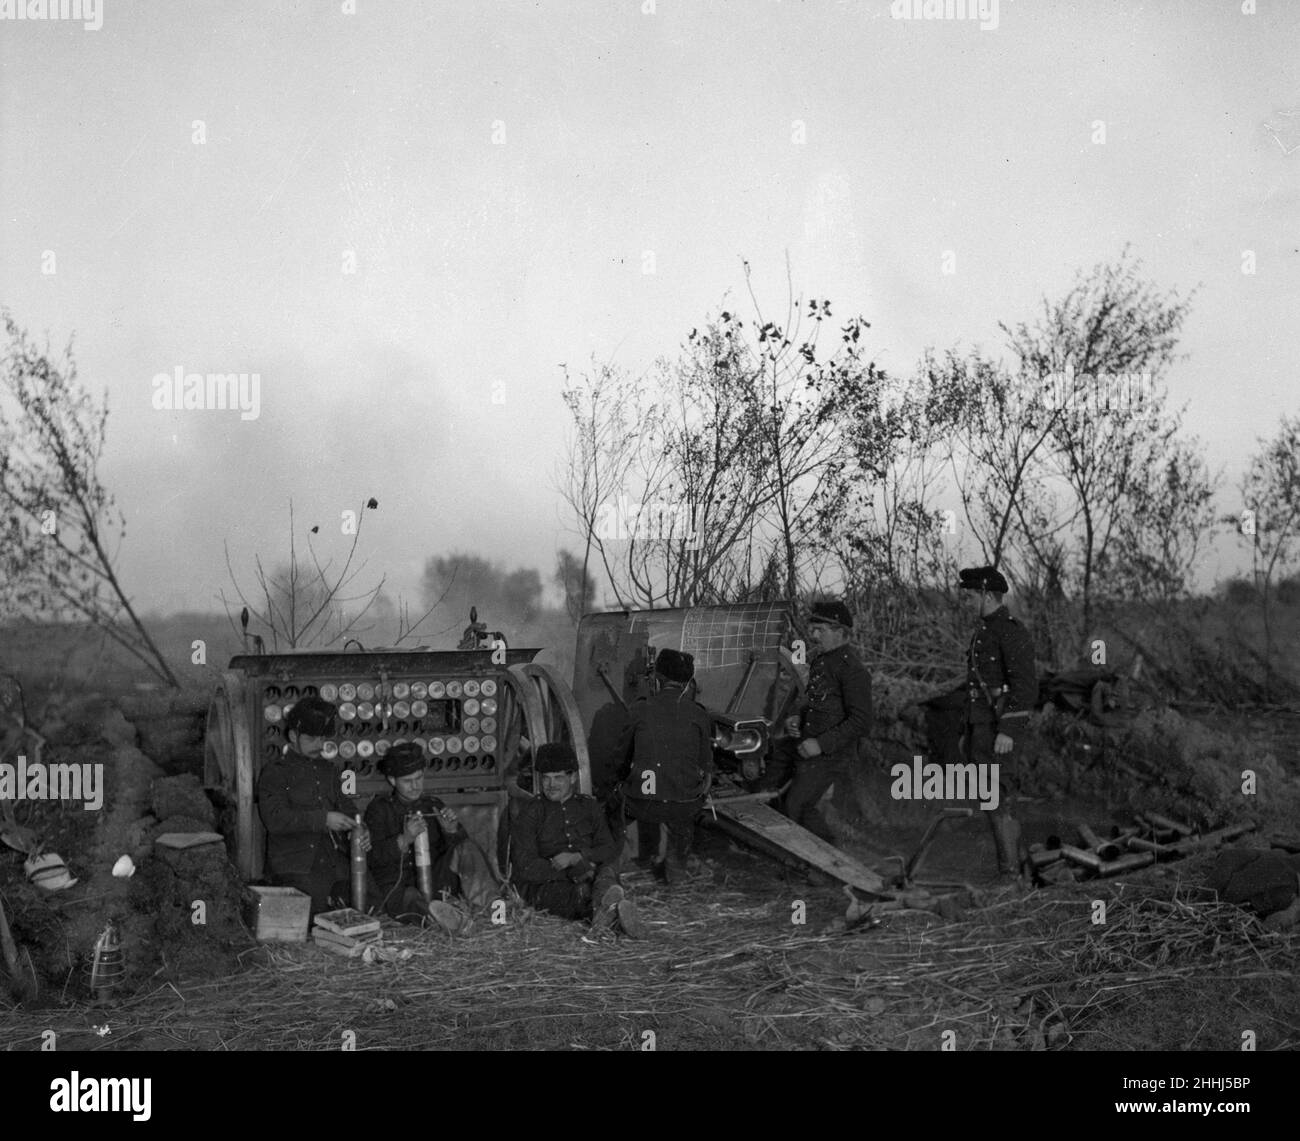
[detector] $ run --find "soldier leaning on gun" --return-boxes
[958,566,1038,881]
[772,600,872,846]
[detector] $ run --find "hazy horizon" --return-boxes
[2,1,1297,616]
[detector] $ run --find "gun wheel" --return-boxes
[204,671,259,880]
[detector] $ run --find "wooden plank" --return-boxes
[708,788,782,806]
[709,800,885,894]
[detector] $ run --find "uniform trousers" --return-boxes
[624,796,702,876]
[780,757,846,844]
[521,863,620,920]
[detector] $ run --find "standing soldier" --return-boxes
[776,600,872,847]
[617,649,713,884]
[958,566,1037,881]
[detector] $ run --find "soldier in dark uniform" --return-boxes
[616,649,714,884]
[511,743,645,937]
[585,658,646,848]
[363,743,500,932]
[257,696,370,915]
[959,566,1038,880]
[776,600,872,846]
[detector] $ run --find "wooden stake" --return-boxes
[0,891,25,989]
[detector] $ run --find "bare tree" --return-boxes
[1003,251,1195,634]
[1231,413,1300,695]
[1105,438,1219,604]
[559,270,875,608]
[0,312,180,687]
[560,335,768,608]
[554,549,595,622]
[557,361,647,611]
[738,261,867,597]
[816,351,966,590]
[927,343,1084,595]
[222,498,438,650]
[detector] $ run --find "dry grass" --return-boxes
[3,866,1296,1052]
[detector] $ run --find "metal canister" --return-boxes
[89,921,125,1002]
[413,820,433,902]
[350,815,367,912]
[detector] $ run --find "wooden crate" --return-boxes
[246,886,311,942]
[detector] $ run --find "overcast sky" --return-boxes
[2,0,1297,617]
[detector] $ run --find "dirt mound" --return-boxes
[1205,848,1300,917]
[129,841,253,981]
[40,695,137,750]
[0,694,238,1003]
[1119,707,1295,826]
[150,774,216,827]
[133,710,208,778]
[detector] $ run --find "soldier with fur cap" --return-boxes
[258,695,370,915]
[772,600,872,845]
[510,743,644,937]
[616,648,714,884]
[957,566,1037,881]
[363,742,500,932]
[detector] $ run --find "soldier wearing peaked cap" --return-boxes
[257,696,371,915]
[771,600,872,846]
[616,648,714,884]
[958,566,1038,881]
[363,743,501,930]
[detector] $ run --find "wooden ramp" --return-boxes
[708,796,886,895]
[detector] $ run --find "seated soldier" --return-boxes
[510,743,645,938]
[258,695,370,916]
[364,742,501,933]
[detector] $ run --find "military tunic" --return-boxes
[800,643,874,759]
[962,604,1037,875]
[965,606,1037,743]
[364,792,469,920]
[617,685,714,876]
[511,793,621,919]
[617,687,714,803]
[777,642,872,844]
[257,748,358,912]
